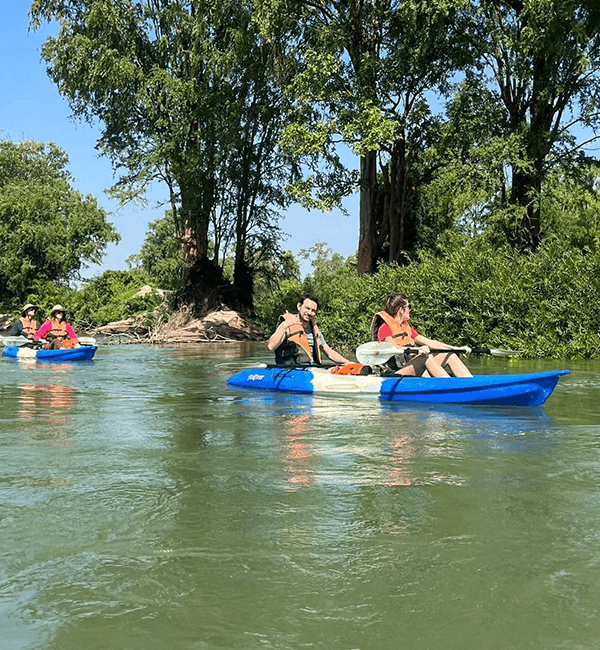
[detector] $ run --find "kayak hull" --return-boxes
[2,345,98,362]
[227,367,570,406]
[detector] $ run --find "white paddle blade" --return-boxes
[1,336,31,347]
[355,342,400,365]
[78,336,97,346]
[488,347,520,357]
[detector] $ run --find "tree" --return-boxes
[461,0,600,250]
[137,214,183,292]
[0,139,119,305]
[30,0,292,314]
[258,0,469,274]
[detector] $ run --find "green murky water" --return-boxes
[0,344,598,649]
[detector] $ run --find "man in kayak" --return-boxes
[371,293,472,377]
[11,304,41,341]
[34,305,79,350]
[268,294,351,367]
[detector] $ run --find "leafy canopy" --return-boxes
[0,138,119,307]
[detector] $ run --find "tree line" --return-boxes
[15,0,600,315]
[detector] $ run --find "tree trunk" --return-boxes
[505,167,542,251]
[357,151,379,275]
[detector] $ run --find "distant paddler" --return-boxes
[11,304,41,341]
[34,305,79,350]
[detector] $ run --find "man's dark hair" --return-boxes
[299,294,320,310]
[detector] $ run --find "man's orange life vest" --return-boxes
[19,317,38,338]
[275,316,323,365]
[370,311,416,346]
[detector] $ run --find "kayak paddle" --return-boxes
[355,341,520,365]
[0,336,31,347]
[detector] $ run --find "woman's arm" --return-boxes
[414,334,470,354]
[34,321,51,341]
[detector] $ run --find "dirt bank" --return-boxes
[92,308,265,344]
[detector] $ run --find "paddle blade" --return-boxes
[488,347,521,357]
[78,336,97,346]
[1,336,31,347]
[355,342,400,365]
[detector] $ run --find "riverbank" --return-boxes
[0,308,266,344]
[91,307,265,344]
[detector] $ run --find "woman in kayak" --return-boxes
[34,305,79,350]
[371,294,472,377]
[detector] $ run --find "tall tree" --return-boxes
[463,0,600,250]
[0,139,119,304]
[30,0,291,313]
[258,0,468,273]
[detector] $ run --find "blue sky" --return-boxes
[2,2,359,281]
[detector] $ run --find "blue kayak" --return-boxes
[227,366,570,406]
[2,345,98,362]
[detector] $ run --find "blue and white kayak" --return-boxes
[2,345,98,362]
[227,366,570,406]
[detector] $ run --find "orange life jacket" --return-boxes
[47,320,68,339]
[19,317,38,338]
[275,316,323,365]
[370,311,416,346]
[329,363,371,375]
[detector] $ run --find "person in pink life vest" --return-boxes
[34,305,78,350]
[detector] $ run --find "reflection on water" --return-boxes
[0,344,599,650]
[19,384,75,417]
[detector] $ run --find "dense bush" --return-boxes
[21,269,168,328]
[258,239,600,359]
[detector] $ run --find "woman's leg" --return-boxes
[433,352,472,377]
[395,354,450,377]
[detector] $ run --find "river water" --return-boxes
[0,343,598,649]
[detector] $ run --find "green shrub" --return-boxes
[14,270,168,328]
[303,239,600,359]
[71,270,167,327]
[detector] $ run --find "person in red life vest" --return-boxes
[34,305,78,350]
[11,304,41,340]
[268,294,351,367]
[371,293,472,377]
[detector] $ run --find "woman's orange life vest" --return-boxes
[47,320,68,339]
[275,316,323,365]
[19,317,38,338]
[370,311,416,346]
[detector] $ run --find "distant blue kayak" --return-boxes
[227,366,570,406]
[2,345,97,362]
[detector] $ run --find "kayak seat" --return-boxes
[329,363,372,376]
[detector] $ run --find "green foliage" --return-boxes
[16,269,168,329]
[296,239,600,359]
[70,270,166,327]
[31,0,293,311]
[254,277,303,333]
[0,139,120,306]
[137,214,183,292]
